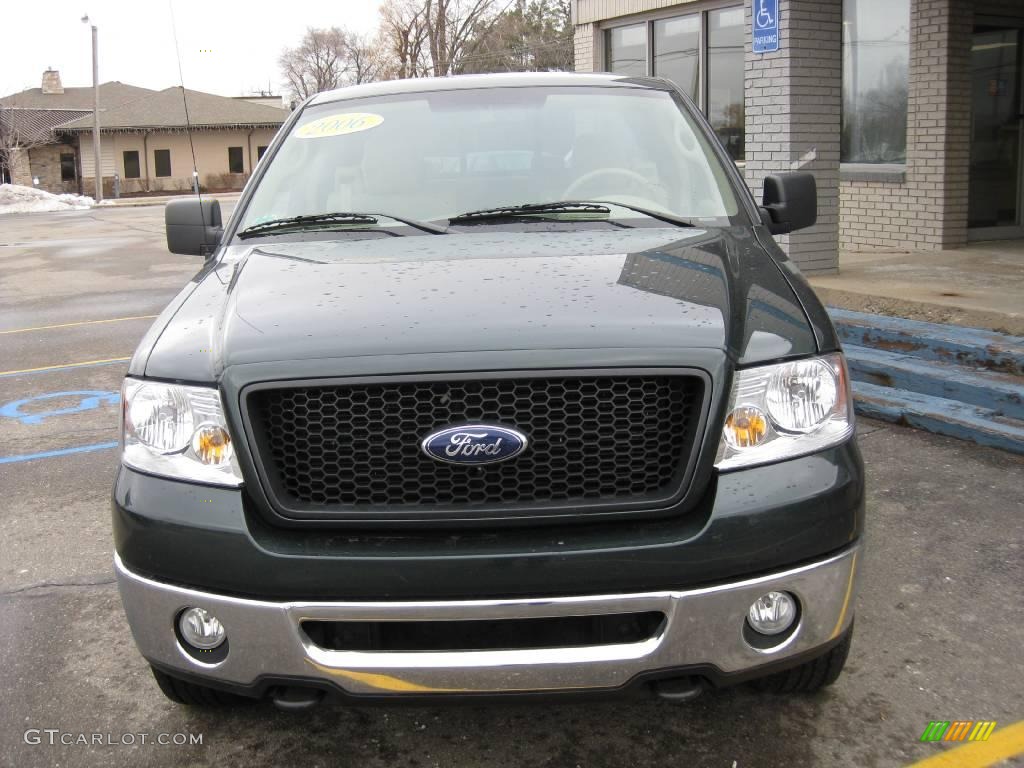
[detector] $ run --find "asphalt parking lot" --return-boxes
[1,204,1022,768]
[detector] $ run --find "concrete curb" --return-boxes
[815,286,1024,336]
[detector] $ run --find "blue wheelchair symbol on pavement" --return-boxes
[753,0,780,53]
[0,391,121,425]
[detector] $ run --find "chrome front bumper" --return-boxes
[115,545,860,696]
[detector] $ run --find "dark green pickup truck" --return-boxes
[113,72,863,709]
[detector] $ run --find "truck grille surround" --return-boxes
[243,373,706,521]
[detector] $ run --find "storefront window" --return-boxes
[605,6,745,162]
[654,15,700,103]
[708,7,745,162]
[841,0,910,163]
[606,24,647,77]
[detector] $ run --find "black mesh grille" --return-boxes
[245,375,704,515]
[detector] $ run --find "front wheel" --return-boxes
[151,666,251,707]
[750,622,854,694]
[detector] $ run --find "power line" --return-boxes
[168,0,203,216]
[456,35,574,65]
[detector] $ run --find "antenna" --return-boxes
[168,0,204,221]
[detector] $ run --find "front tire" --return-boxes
[151,666,251,707]
[751,621,854,694]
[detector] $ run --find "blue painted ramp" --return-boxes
[845,346,1024,421]
[830,308,1024,375]
[829,308,1024,454]
[852,382,1024,455]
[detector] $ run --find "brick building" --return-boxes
[1,70,286,198]
[571,0,1024,273]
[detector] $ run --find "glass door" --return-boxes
[968,25,1024,238]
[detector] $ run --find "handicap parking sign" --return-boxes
[753,0,779,53]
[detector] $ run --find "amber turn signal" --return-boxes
[191,424,233,465]
[723,406,768,449]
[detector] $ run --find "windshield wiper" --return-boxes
[447,200,700,229]
[237,211,447,239]
[447,202,611,225]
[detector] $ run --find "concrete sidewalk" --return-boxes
[98,191,241,208]
[809,240,1024,335]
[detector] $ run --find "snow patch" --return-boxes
[0,184,95,214]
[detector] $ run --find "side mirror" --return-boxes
[760,172,817,235]
[166,198,223,257]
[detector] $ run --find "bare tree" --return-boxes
[379,0,431,79]
[424,0,504,76]
[345,33,385,85]
[0,100,50,185]
[457,0,573,74]
[279,27,349,101]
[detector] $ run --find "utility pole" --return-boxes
[82,15,102,202]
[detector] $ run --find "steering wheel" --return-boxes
[563,167,653,201]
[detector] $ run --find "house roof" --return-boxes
[57,87,288,132]
[0,108,90,143]
[0,81,155,110]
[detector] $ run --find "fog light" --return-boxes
[178,607,226,649]
[747,591,797,636]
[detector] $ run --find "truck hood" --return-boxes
[142,227,817,381]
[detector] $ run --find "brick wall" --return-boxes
[28,143,79,195]
[574,22,597,71]
[745,0,842,273]
[574,0,1024,263]
[840,180,918,250]
[839,0,972,252]
[572,0,842,273]
[8,148,32,186]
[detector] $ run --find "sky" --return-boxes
[1,0,383,100]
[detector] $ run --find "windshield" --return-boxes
[237,85,742,233]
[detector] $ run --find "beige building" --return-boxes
[1,70,286,197]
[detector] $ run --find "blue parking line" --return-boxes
[0,441,118,464]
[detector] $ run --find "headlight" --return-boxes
[715,353,853,471]
[121,379,243,486]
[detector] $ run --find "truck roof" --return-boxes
[310,71,670,106]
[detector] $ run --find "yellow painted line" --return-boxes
[0,357,131,377]
[829,550,858,639]
[0,314,157,335]
[906,720,1024,768]
[304,659,467,693]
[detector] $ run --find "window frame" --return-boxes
[652,13,702,104]
[154,149,171,178]
[256,145,269,162]
[605,23,649,79]
[839,0,911,166]
[601,0,743,114]
[123,150,141,179]
[602,0,745,162]
[228,145,245,174]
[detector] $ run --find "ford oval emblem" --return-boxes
[421,424,528,465]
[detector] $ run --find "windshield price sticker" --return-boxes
[296,113,384,139]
